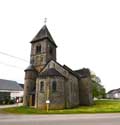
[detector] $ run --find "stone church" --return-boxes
[23,24,93,109]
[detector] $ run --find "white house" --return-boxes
[0,79,23,100]
[107,88,120,99]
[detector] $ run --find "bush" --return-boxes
[0,98,16,105]
[9,98,16,104]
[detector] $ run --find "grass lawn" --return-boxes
[1,99,120,114]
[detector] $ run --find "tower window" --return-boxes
[36,45,41,54]
[40,81,44,93]
[49,47,53,55]
[52,81,57,92]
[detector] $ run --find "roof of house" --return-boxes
[107,88,120,94]
[31,25,57,47]
[19,84,24,89]
[0,79,23,91]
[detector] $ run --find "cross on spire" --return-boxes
[44,18,47,24]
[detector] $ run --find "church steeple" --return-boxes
[31,25,57,47]
[30,25,57,72]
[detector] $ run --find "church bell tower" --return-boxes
[30,25,57,72]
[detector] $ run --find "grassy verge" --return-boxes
[1,99,120,114]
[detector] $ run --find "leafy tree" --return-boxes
[91,72,106,99]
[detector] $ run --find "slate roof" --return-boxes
[0,79,23,91]
[19,84,24,89]
[39,59,90,80]
[40,59,82,79]
[39,68,64,78]
[31,25,57,47]
[63,65,80,79]
[75,68,90,78]
[107,88,120,94]
[25,64,36,71]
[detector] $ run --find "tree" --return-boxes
[91,72,106,99]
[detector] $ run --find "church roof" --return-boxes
[24,64,36,71]
[31,25,57,47]
[75,68,90,78]
[40,59,80,79]
[39,68,64,78]
[63,65,80,79]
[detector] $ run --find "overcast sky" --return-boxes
[0,0,120,92]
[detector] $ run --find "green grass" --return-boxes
[2,99,120,114]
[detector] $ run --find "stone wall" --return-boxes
[35,76,65,110]
[30,39,56,72]
[79,77,93,106]
[35,78,47,109]
[46,40,56,62]
[23,70,37,106]
[30,40,47,72]
[49,76,65,109]
[40,60,80,108]
[65,74,79,108]
[30,39,46,56]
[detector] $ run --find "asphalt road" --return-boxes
[0,113,120,125]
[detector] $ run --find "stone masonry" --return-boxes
[23,24,93,109]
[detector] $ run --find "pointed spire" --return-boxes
[31,25,57,47]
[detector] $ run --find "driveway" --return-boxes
[0,103,23,108]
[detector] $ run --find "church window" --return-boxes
[36,45,41,54]
[49,47,53,55]
[40,81,44,92]
[52,81,57,92]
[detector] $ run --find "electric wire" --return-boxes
[0,51,29,62]
[0,61,25,70]
[0,51,29,70]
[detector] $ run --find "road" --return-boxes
[0,113,120,125]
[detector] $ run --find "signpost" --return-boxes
[46,100,50,112]
[46,77,50,112]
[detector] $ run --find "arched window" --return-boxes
[52,81,57,92]
[49,47,53,55]
[40,81,44,92]
[36,45,41,54]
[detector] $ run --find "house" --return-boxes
[107,88,120,99]
[23,24,93,109]
[19,84,24,89]
[0,79,23,100]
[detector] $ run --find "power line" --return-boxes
[0,51,29,62]
[0,61,25,70]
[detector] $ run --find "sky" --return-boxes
[0,0,120,92]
